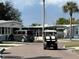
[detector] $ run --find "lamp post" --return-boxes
[42,0,45,39]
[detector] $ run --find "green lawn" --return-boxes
[2,41,22,44]
[0,45,15,47]
[62,40,79,54]
[63,40,79,47]
[0,41,22,47]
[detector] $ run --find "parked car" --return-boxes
[15,30,34,42]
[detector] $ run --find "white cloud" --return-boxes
[1,0,38,10]
[13,0,36,6]
[40,0,79,7]
[12,0,37,9]
[46,0,70,5]
[1,0,79,9]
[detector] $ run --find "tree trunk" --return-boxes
[69,12,72,40]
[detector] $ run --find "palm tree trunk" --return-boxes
[69,12,72,40]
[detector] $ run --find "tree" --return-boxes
[31,23,41,26]
[76,19,79,24]
[56,18,68,24]
[63,1,79,39]
[0,1,21,22]
[56,18,78,25]
[71,18,77,24]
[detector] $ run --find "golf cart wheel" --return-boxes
[44,46,46,49]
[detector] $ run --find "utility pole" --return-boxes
[42,0,45,39]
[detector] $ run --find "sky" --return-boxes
[1,0,79,26]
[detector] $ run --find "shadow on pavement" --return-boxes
[2,56,62,59]
[56,48,67,50]
[44,48,67,50]
[24,56,62,59]
[1,56,23,59]
[1,56,62,59]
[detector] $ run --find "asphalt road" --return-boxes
[2,42,79,59]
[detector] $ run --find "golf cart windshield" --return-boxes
[44,30,57,36]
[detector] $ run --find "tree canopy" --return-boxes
[31,23,41,26]
[63,1,79,17]
[56,18,78,25]
[56,18,68,25]
[0,1,21,22]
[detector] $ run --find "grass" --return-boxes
[63,40,79,47]
[0,45,15,47]
[1,41,22,44]
[61,40,79,55]
[0,41,22,47]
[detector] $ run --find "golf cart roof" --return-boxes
[44,30,57,32]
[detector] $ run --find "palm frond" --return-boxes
[63,1,79,13]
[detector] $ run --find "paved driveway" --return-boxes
[2,42,79,59]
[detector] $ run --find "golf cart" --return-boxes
[43,30,58,50]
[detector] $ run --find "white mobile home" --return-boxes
[0,20,22,40]
[0,20,22,35]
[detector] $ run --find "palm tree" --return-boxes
[63,1,79,40]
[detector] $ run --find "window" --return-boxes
[2,27,4,34]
